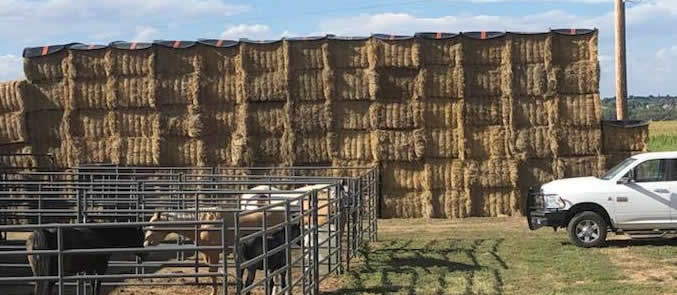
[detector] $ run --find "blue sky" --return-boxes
[1,0,676,98]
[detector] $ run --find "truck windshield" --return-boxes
[600,158,637,180]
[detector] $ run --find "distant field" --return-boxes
[649,121,677,152]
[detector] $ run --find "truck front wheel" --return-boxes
[567,211,608,248]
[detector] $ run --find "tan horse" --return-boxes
[143,209,288,295]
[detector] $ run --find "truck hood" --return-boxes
[541,176,608,195]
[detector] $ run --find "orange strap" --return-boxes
[570,28,576,35]
[389,35,394,40]
[88,44,95,50]
[216,40,224,47]
[480,31,487,39]
[130,42,137,50]
[41,46,49,56]
[173,41,181,48]
[435,32,442,39]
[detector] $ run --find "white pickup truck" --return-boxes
[527,152,677,247]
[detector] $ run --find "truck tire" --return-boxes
[567,211,607,248]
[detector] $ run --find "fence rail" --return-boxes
[0,165,379,295]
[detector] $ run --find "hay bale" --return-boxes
[555,61,599,95]
[369,102,421,130]
[463,38,507,66]
[466,159,519,188]
[332,130,374,160]
[295,134,330,164]
[24,51,68,81]
[426,128,461,159]
[201,103,237,137]
[333,69,374,100]
[370,39,420,68]
[25,110,65,143]
[381,189,424,218]
[156,74,199,105]
[327,39,370,69]
[424,100,462,129]
[291,69,325,101]
[70,137,119,164]
[65,109,115,138]
[553,127,601,156]
[108,48,154,76]
[0,112,26,145]
[558,94,601,127]
[116,109,160,137]
[155,47,200,76]
[68,49,109,79]
[22,81,69,111]
[422,66,464,98]
[466,126,509,160]
[513,64,548,96]
[110,77,156,108]
[158,105,204,138]
[464,66,505,97]
[511,34,548,64]
[552,32,597,64]
[602,152,634,170]
[68,79,111,109]
[511,127,553,159]
[470,188,518,217]
[198,45,240,75]
[518,158,557,188]
[420,39,462,66]
[244,70,288,102]
[250,137,285,164]
[241,42,286,73]
[382,161,427,191]
[376,69,420,99]
[426,159,464,190]
[555,156,605,178]
[602,122,649,153]
[513,97,553,128]
[200,75,241,104]
[0,81,25,113]
[293,102,329,133]
[0,144,36,168]
[332,101,372,130]
[374,130,425,161]
[289,40,325,70]
[247,102,287,135]
[119,137,161,166]
[161,136,205,166]
[431,189,471,218]
[203,135,233,166]
[464,96,508,127]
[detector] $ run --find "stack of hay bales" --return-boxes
[3,30,649,218]
[601,120,649,169]
[0,80,33,167]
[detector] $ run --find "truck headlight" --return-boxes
[543,194,566,209]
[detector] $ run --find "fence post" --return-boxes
[234,212,242,294]
[337,183,344,275]
[285,200,293,295]
[311,190,320,295]
[222,216,228,295]
[57,226,64,295]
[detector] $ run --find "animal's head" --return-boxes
[132,227,148,260]
[144,211,169,247]
[289,223,303,246]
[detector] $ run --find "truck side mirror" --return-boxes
[617,177,631,185]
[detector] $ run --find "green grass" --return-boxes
[649,121,677,152]
[329,218,677,295]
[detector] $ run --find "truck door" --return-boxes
[614,159,672,230]
[667,159,677,223]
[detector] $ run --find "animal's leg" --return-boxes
[243,266,257,295]
[208,252,219,295]
[93,258,109,295]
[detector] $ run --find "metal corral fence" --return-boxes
[0,165,379,295]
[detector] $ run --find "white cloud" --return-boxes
[133,26,158,42]
[220,24,273,40]
[0,55,23,82]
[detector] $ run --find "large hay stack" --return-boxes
[0,30,649,218]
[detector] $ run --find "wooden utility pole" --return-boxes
[615,0,628,120]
